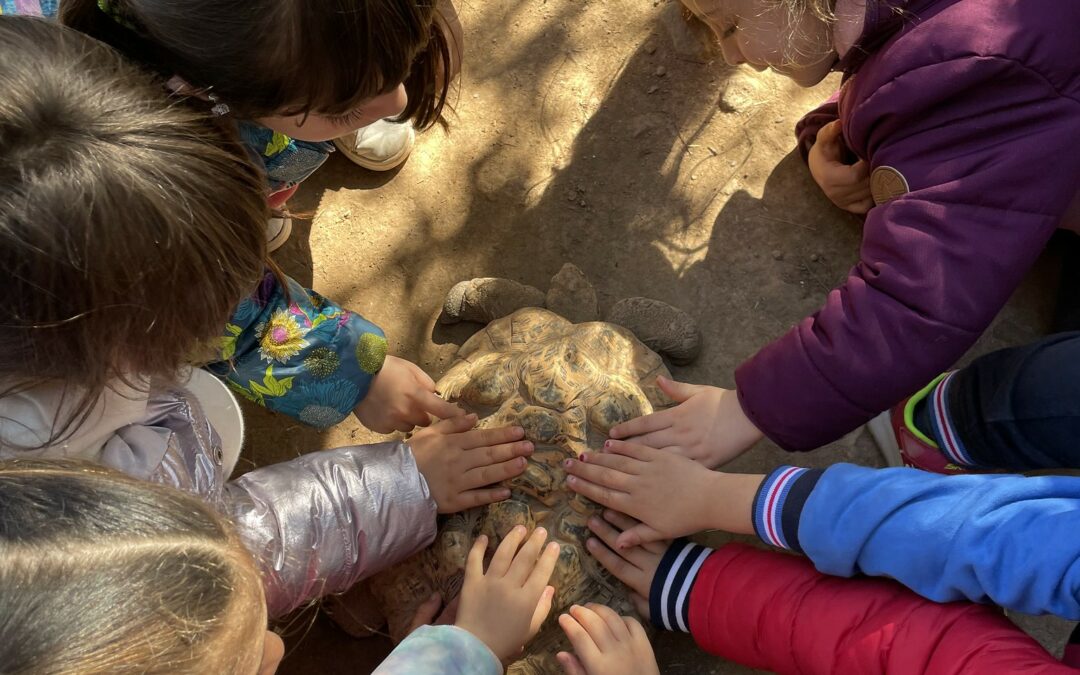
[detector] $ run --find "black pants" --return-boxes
[914,332,1080,471]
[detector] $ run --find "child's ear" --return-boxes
[661,1,722,61]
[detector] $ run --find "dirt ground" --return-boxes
[239,0,1072,672]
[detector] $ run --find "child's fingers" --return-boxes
[603,440,655,461]
[624,615,649,643]
[577,449,641,475]
[460,424,526,451]
[423,412,477,436]
[435,595,460,625]
[569,604,616,651]
[615,522,667,550]
[462,438,532,472]
[587,518,652,577]
[608,407,672,440]
[603,510,668,555]
[489,525,527,577]
[654,376,707,404]
[813,120,844,158]
[462,453,529,490]
[453,486,513,511]
[558,613,602,662]
[631,592,650,620]
[529,585,556,635]
[564,458,633,492]
[465,534,488,580]
[507,527,548,585]
[420,391,468,422]
[556,651,588,675]
[564,474,631,513]
[585,537,646,596]
[525,541,561,594]
[586,603,630,641]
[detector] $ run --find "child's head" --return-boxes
[0,16,267,428]
[60,0,454,142]
[0,460,282,674]
[679,0,837,87]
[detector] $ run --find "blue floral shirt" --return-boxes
[237,121,335,195]
[208,272,387,429]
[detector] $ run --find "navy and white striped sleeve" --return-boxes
[647,539,713,633]
[751,466,823,553]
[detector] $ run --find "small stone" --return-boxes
[546,263,599,323]
[578,200,587,207]
[690,174,698,181]
[771,250,784,260]
[810,253,820,262]
[647,84,660,94]
[654,65,667,77]
[645,43,657,54]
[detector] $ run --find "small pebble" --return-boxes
[772,250,784,261]
[810,253,820,262]
[647,84,660,94]
[645,43,657,54]
[655,65,667,77]
[690,174,698,181]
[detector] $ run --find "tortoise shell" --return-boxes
[370,308,672,674]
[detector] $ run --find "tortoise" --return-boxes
[368,307,676,674]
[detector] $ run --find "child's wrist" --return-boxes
[705,472,764,534]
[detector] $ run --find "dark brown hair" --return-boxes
[0,16,268,442]
[60,0,454,128]
[0,460,265,674]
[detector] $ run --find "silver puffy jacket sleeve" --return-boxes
[224,442,438,618]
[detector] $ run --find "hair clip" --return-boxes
[208,93,231,117]
[96,0,137,30]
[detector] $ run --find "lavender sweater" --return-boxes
[737,0,1080,451]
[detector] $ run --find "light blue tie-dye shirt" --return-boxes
[373,626,502,675]
[0,0,58,16]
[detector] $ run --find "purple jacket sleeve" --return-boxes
[737,56,1080,451]
[223,441,437,618]
[794,91,840,161]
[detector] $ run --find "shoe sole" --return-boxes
[333,135,413,172]
[867,411,904,467]
[267,215,292,253]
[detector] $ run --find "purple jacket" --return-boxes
[736,0,1080,451]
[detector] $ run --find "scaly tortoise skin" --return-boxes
[369,308,672,674]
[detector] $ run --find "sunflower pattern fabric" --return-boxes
[208,272,387,429]
[237,121,335,194]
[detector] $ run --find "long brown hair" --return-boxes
[60,0,454,128]
[0,460,266,674]
[0,16,268,444]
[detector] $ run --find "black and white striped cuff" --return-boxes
[648,539,713,633]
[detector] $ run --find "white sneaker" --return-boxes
[266,212,292,252]
[333,118,416,171]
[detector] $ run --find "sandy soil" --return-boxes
[238,0,1071,671]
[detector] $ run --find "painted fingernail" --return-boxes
[567,475,577,485]
[604,440,613,449]
[580,453,589,462]
[563,459,574,468]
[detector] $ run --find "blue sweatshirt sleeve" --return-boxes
[755,463,1080,619]
[207,271,387,428]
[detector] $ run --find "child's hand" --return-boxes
[584,510,667,617]
[564,440,763,548]
[556,604,659,675]
[609,377,762,469]
[456,527,560,662]
[808,120,874,214]
[410,414,533,513]
[355,355,466,433]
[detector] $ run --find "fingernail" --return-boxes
[517,457,527,468]
[513,426,524,434]
[563,459,574,468]
[586,537,597,548]
[498,489,511,499]
[566,475,577,485]
[535,527,547,537]
[604,440,612,449]
[467,413,477,421]
[580,453,588,462]
[515,525,526,533]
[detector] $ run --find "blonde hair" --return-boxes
[0,461,266,674]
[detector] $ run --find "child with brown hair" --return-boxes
[0,13,528,619]
[5,0,466,435]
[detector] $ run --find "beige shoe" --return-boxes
[266,212,292,253]
[333,119,416,171]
